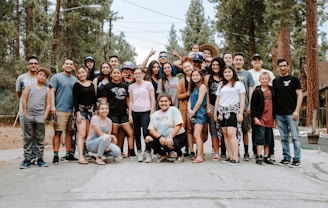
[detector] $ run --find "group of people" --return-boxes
[16,43,303,169]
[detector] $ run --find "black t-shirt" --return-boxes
[73,82,96,112]
[102,82,129,116]
[273,74,301,115]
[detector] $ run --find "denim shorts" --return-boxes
[80,110,91,120]
[254,125,273,146]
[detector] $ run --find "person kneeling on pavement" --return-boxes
[145,93,187,163]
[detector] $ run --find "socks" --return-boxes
[54,152,58,157]
[129,149,136,156]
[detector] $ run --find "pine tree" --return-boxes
[111,32,137,64]
[214,0,268,67]
[165,24,184,62]
[181,0,216,52]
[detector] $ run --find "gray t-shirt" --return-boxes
[49,72,77,112]
[26,84,48,116]
[156,77,179,107]
[16,73,36,116]
[236,69,254,109]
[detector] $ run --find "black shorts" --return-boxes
[220,112,238,128]
[109,114,129,125]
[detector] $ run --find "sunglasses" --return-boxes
[159,55,168,59]
[28,62,39,65]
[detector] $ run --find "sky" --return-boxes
[111,0,217,64]
[111,0,328,64]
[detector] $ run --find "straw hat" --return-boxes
[200,44,218,58]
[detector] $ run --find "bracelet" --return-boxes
[157,135,163,140]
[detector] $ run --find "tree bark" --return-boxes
[249,17,255,65]
[50,0,61,74]
[14,0,20,58]
[306,0,319,126]
[26,3,33,57]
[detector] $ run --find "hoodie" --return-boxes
[84,55,98,81]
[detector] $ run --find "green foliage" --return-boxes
[181,0,216,53]
[111,32,137,64]
[215,0,269,66]
[0,59,26,115]
[166,24,185,62]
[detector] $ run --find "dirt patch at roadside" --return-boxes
[0,124,54,150]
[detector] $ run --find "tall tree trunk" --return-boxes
[274,27,292,73]
[249,17,255,66]
[43,0,48,34]
[51,0,61,74]
[14,0,20,58]
[306,0,319,126]
[66,0,73,59]
[26,2,33,57]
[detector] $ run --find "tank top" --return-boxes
[27,84,47,116]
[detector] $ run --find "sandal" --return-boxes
[156,155,169,163]
[192,158,204,163]
[78,159,88,164]
[212,154,220,161]
[96,159,105,165]
[174,156,184,163]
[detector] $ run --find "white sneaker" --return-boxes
[145,152,152,163]
[114,155,122,162]
[103,156,114,163]
[129,156,137,161]
[137,152,143,162]
[152,153,160,161]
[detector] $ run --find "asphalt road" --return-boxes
[1,133,328,208]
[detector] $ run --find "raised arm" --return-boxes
[141,49,156,73]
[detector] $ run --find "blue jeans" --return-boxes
[275,114,301,161]
[132,111,150,151]
[86,136,121,158]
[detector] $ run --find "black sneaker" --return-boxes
[65,154,78,161]
[289,160,301,168]
[228,160,240,166]
[20,160,31,169]
[264,157,274,165]
[189,152,196,160]
[256,158,265,165]
[53,156,59,165]
[279,158,290,165]
[37,158,49,167]
[244,153,250,161]
[222,158,231,164]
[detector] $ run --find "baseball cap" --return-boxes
[121,61,135,70]
[192,53,204,62]
[252,54,262,60]
[36,67,51,78]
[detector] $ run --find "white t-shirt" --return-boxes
[215,81,245,107]
[249,68,275,87]
[128,81,154,112]
[148,106,185,137]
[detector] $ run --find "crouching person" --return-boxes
[145,93,187,163]
[86,102,121,165]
